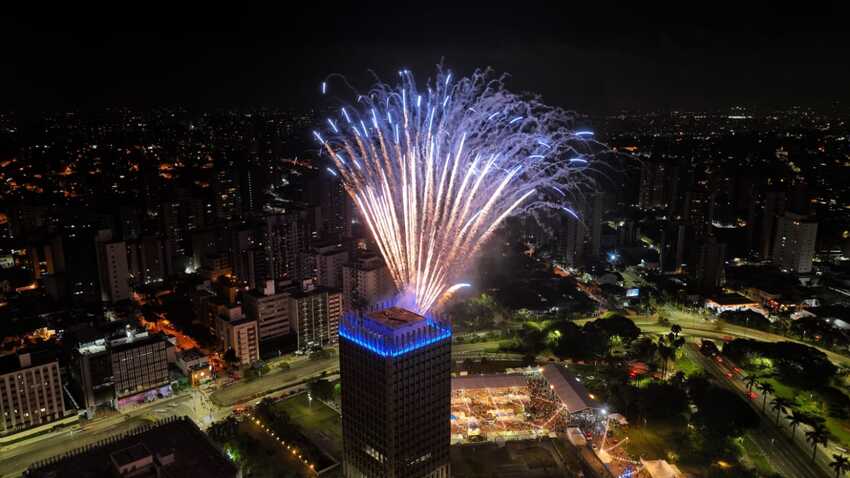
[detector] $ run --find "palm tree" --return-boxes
[806,424,829,463]
[771,397,793,425]
[744,374,760,392]
[788,410,807,440]
[757,382,775,413]
[657,343,674,379]
[830,454,850,478]
[671,324,682,339]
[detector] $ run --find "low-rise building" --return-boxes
[243,280,291,342]
[216,315,260,366]
[175,348,211,386]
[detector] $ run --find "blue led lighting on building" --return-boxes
[339,321,451,358]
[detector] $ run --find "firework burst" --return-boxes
[315,67,604,313]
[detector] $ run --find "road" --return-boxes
[630,309,850,368]
[211,356,339,407]
[0,355,339,478]
[0,389,205,478]
[686,344,829,478]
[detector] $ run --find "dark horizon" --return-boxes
[3,5,850,115]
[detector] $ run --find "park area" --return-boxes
[208,389,342,477]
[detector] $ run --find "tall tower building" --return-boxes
[212,162,241,223]
[760,190,786,259]
[95,230,130,303]
[689,236,726,291]
[263,211,309,282]
[772,212,818,273]
[340,306,451,478]
[638,159,669,209]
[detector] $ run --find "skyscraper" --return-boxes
[263,211,310,282]
[340,306,451,478]
[688,236,726,291]
[760,190,786,259]
[772,212,818,273]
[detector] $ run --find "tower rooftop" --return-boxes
[340,305,450,358]
[367,307,425,329]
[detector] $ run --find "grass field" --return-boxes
[673,353,702,377]
[762,376,850,447]
[275,392,343,459]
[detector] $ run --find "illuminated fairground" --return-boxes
[450,365,602,443]
[451,365,680,478]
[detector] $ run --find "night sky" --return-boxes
[3,5,850,113]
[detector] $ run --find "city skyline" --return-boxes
[1,8,849,478]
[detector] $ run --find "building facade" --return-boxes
[0,352,66,435]
[340,306,451,478]
[73,329,171,415]
[243,281,291,342]
[95,230,130,303]
[110,334,169,400]
[216,316,260,366]
[772,212,818,273]
[290,285,342,350]
[342,253,394,312]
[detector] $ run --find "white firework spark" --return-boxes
[316,67,604,313]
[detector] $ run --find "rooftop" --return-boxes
[367,307,425,329]
[541,364,596,413]
[0,350,57,376]
[706,293,759,306]
[452,373,527,391]
[25,417,238,478]
[290,285,340,299]
[340,305,451,357]
[110,443,151,467]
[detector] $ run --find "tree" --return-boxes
[743,374,760,393]
[757,382,775,413]
[635,382,689,422]
[629,336,658,362]
[308,379,335,402]
[656,328,684,380]
[692,385,760,439]
[657,343,674,379]
[788,410,807,440]
[771,397,793,425]
[671,324,682,338]
[223,348,238,366]
[584,315,642,346]
[830,454,850,478]
[806,424,829,463]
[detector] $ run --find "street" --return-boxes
[686,343,829,478]
[0,354,339,478]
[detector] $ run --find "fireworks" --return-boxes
[315,67,603,313]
